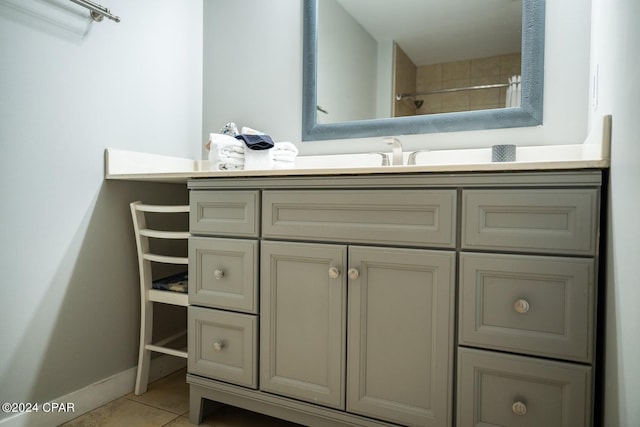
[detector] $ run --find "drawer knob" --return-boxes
[214,269,225,280]
[213,341,224,352]
[512,401,527,416]
[328,267,341,279]
[348,268,359,280]
[513,298,530,314]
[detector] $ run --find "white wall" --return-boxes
[376,39,394,119]
[203,0,592,156]
[317,0,377,124]
[590,0,640,425]
[202,0,301,150]
[0,0,202,416]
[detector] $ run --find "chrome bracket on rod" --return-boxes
[69,0,121,23]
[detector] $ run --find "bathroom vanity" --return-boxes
[105,147,606,426]
[184,170,601,427]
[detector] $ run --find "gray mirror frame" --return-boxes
[302,0,545,141]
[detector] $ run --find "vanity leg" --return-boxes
[189,385,221,425]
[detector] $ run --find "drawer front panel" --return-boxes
[189,237,258,313]
[462,189,598,255]
[188,306,257,389]
[459,253,595,362]
[457,348,591,427]
[262,190,456,247]
[190,191,259,237]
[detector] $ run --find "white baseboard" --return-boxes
[0,356,186,427]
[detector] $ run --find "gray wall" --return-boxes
[590,0,640,425]
[0,0,202,414]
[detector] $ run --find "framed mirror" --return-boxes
[302,0,545,141]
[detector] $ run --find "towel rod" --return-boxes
[69,0,120,23]
[396,83,511,100]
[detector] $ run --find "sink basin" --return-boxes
[294,153,388,169]
[294,144,604,170]
[294,149,492,169]
[408,148,492,165]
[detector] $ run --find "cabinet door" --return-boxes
[347,246,455,427]
[260,241,347,410]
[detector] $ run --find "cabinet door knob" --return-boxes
[328,267,340,279]
[213,341,224,352]
[513,298,530,314]
[512,400,527,416]
[347,268,359,280]
[214,269,225,280]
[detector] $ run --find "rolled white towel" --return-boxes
[273,142,298,169]
[272,141,298,154]
[244,149,273,170]
[272,142,298,162]
[213,157,244,170]
[273,154,296,163]
[244,141,298,170]
[209,133,246,170]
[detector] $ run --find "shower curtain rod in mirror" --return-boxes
[396,83,511,100]
[69,0,120,22]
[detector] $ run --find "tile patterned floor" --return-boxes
[61,369,301,426]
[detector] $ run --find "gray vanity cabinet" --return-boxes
[186,171,602,427]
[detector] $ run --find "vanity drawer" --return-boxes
[262,189,456,247]
[459,252,595,362]
[190,190,259,237]
[189,237,258,313]
[188,306,258,389]
[457,347,591,427]
[462,189,599,255]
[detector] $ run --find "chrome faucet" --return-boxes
[384,137,403,165]
[376,152,390,166]
[408,150,430,165]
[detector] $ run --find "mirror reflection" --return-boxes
[316,0,523,125]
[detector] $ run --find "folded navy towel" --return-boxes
[235,134,275,150]
[153,271,188,293]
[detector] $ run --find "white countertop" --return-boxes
[105,115,613,183]
[105,142,609,184]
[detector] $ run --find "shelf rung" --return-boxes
[145,344,187,359]
[148,289,188,306]
[143,253,188,264]
[140,229,190,239]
